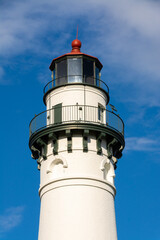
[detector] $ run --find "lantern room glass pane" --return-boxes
[56,60,67,85]
[96,67,100,87]
[68,58,82,83]
[83,59,94,85]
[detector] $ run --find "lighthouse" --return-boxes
[29,38,125,240]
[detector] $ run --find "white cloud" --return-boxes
[105,0,160,39]
[125,137,159,151]
[1,0,160,59]
[0,206,24,235]
[0,0,160,106]
[95,0,160,79]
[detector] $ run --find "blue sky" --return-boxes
[0,0,160,239]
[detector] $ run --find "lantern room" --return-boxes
[49,39,103,88]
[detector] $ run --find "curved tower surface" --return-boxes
[29,38,125,240]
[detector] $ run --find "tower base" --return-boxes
[38,177,117,240]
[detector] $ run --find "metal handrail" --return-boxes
[43,76,109,95]
[29,105,124,137]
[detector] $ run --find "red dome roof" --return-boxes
[49,38,103,71]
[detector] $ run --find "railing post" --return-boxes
[76,103,78,121]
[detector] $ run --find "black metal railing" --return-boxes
[43,76,109,95]
[29,105,124,137]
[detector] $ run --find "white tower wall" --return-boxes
[46,85,108,109]
[37,83,117,240]
[38,178,117,240]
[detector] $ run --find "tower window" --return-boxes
[98,104,104,122]
[53,103,62,124]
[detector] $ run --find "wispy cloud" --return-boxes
[1,0,160,66]
[0,206,24,236]
[125,137,159,151]
[0,0,160,106]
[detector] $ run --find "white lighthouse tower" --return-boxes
[29,38,125,240]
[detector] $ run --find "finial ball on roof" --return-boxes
[71,39,81,53]
[72,39,81,48]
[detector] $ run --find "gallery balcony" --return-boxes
[29,104,124,149]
